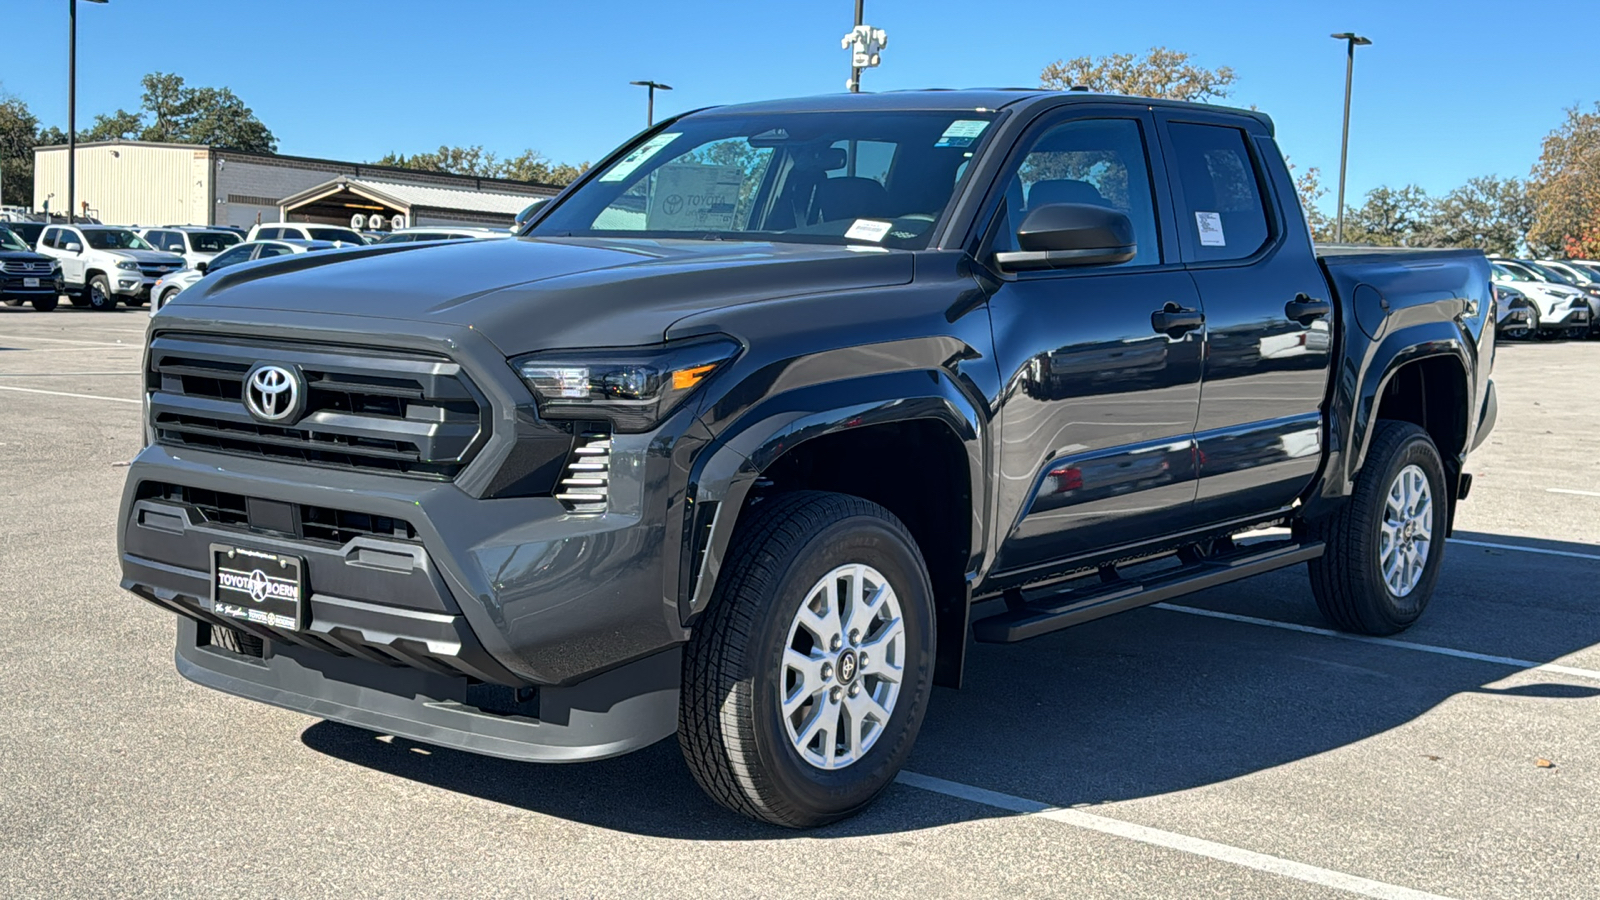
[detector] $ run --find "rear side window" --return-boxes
[1166,122,1271,262]
[255,243,292,259]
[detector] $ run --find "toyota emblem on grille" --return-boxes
[244,363,305,424]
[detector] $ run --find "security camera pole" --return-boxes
[1330,32,1371,243]
[629,81,673,128]
[842,2,886,93]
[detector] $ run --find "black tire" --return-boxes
[31,295,59,312]
[678,490,936,828]
[86,274,117,311]
[69,290,90,308]
[1308,421,1447,635]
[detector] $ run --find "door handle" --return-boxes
[1151,302,1205,338]
[1285,293,1332,325]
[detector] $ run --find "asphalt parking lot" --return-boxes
[1,306,1597,900]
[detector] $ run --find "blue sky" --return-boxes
[4,0,1597,213]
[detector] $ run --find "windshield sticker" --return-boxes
[935,119,990,148]
[1195,211,1226,246]
[599,133,681,182]
[646,165,745,231]
[845,219,893,243]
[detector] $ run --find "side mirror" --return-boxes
[64,241,82,253]
[993,203,1136,272]
[195,260,209,274]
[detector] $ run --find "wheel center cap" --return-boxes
[837,649,858,685]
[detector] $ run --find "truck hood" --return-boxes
[173,236,915,351]
[106,248,185,266]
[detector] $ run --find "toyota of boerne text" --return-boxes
[122,89,1495,827]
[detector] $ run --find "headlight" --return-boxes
[116,260,139,271]
[511,337,741,433]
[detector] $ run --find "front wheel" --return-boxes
[1308,421,1447,635]
[31,295,59,312]
[679,491,935,828]
[86,274,117,311]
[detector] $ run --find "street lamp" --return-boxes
[68,0,109,224]
[1330,32,1371,243]
[629,80,672,128]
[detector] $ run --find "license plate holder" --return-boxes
[211,544,306,631]
[23,277,40,288]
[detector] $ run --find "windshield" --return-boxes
[189,231,240,253]
[1520,261,1574,284]
[84,229,153,251]
[306,227,364,245]
[1546,261,1594,284]
[1494,262,1536,282]
[531,110,999,250]
[0,227,27,252]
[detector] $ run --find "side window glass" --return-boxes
[42,228,58,248]
[259,228,280,240]
[256,244,291,259]
[1166,122,1271,262]
[992,118,1161,267]
[208,246,250,270]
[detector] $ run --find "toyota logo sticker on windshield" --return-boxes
[244,363,305,424]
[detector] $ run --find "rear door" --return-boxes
[984,107,1204,578]
[1154,110,1334,523]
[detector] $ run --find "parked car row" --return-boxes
[1490,256,1600,340]
[0,219,512,312]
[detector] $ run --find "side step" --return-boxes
[971,539,1325,644]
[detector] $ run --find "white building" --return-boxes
[32,141,559,229]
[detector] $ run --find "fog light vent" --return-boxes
[556,429,611,514]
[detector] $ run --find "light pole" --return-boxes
[68,0,109,224]
[1330,32,1371,243]
[629,80,672,128]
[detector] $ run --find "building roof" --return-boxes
[33,139,564,195]
[278,177,543,216]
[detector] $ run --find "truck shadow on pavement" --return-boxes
[301,531,1600,837]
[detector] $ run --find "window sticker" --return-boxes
[599,133,681,182]
[845,219,893,242]
[935,119,990,148]
[645,164,745,230]
[1195,211,1226,246]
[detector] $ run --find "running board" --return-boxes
[971,540,1325,644]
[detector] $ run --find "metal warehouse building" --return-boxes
[32,141,559,229]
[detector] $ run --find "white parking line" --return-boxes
[0,385,139,405]
[0,334,135,347]
[1447,537,1600,562]
[1547,487,1600,498]
[1154,603,1600,683]
[896,770,1457,900]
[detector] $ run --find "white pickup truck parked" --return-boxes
[34,224,185,310]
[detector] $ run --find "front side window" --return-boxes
[83,229,154,251]
[41,228,61,248]
[990,117,1162,267]
[533,110,999,250]
[1166,122,1271,262]
[256,227,281,240]
[207,245,254,271]
[255,243,293,259]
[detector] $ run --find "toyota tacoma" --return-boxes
[121,90,1495,827]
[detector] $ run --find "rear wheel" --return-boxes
[679,491,935,827]
[1308,421,1447,635]
[86,275,117,311]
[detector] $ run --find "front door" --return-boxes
[985,111,1204,579]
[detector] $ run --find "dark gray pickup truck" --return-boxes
[121,89,1495,827]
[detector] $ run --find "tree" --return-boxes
[80,109,143,142]
[1040,47,1236,102]
[71,73,277,151]
[1289,161,1333,241]
[377,145,589,187]
[0,93,40,207]
[1341,184,1434,247]
[1528,102,1600,257]
[1425,176,1532,255]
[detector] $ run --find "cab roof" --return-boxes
[699,89,1274,134]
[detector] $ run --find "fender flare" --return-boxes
[671,368,989,628]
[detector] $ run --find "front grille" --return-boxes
[139,264,180,278]
[1,260,53,275]
[555,429,612,513]
[138,481,418,544]
[148,334,487,480]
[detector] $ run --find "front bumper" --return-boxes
[174,617,680,762]
[0,275,64,296]
[1539,302,1590,330]
[113,274,160,298]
